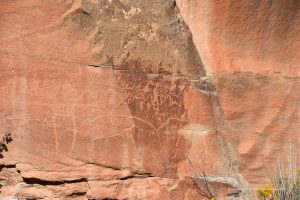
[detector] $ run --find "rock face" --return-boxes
[0,0,299,199]
[177,0,300,189]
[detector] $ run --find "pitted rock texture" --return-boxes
[0,0,241,199]
[177,0,300,191]
[1,0,299,199]
[177,0,300,76]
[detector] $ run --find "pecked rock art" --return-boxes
[0,0,299,199]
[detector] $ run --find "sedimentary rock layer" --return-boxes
[0,0,241,199]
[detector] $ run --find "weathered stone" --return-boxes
[177,0,300,194]
[1,0,299,199]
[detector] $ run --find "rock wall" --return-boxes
[177,0,300,190]
[0,0,299,199]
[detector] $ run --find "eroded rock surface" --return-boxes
[177,0,300,192]
[0,0,241,199]
[1,0,299,199]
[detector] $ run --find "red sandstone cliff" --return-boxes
[0,0,299,199]
[177,0,300,187]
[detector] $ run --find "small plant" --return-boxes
[0,132,13,192]
[271,157,300,200]
[0,132,12,159]
[187,158,216,200]
[258,143,300,200]
[257,184,273,200]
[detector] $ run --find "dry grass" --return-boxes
[258,143,300,200]
[187,158,216,200]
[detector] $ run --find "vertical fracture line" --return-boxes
[71,104,78,154]
[52,114,59,154]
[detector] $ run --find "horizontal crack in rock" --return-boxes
[22,177,87,186]
[188,175,239,188]
[119,173,153,180]
[67,191,87,197]
[0,164,17,170]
